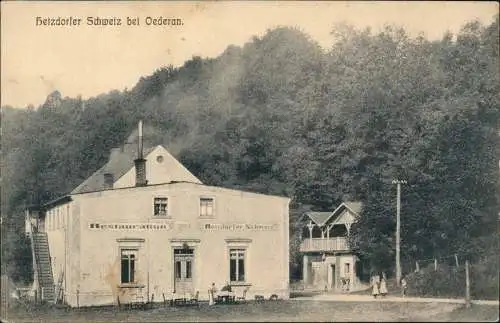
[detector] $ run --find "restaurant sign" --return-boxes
[201,223,279,231]
[88,222,190,231]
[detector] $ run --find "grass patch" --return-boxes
[3,300,496,322]
[444,304,499,322]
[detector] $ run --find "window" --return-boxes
[117,238,144,286]
[230,249,245,282]
[154,197,168,217]
[121,249,137,284]
[200,198,214,217]
[345,263,350,274]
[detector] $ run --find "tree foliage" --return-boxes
[1,17,498,281]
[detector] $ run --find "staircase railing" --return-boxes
[31,230,55,303]
[28,224,40,299]
[55,270,64,304]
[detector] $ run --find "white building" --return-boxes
[25,122,290,307]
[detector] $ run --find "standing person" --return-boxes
[371,273,380,298]
[221,281,232,292]
[379,272,388,297]
[401,275,408,298]
[208,282,217,306]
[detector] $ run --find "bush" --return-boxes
[405,254,499,300]
[470,254,499,300]
[407,264,465,299]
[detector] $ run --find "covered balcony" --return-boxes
[298,201,362,254]
[299,237,348,252]
[299,220,351,253]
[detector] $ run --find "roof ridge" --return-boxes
[70,144,203,195]
[71,145,156,194]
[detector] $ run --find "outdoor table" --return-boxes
[216,291,235,304]
[173,297,188,306]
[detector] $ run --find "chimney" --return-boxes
[103,173,114,189]
[134,120,148,187]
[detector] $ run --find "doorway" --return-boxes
[174,247,194,296]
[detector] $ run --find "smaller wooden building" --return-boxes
[298,202,365,291]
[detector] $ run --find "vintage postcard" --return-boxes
[1,1,498,322]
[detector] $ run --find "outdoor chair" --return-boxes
[133,298,146,309]
[189,291,199,306]
[254,295,265,302]
[128,290,146,310]
[236,288,248,302]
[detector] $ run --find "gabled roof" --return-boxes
[304,212,332,227]
[330,201,363,220]
[342,201,363,215]
[299,201,363,227]
[71,145,155,194]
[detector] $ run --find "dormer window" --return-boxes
[154,197,169,217]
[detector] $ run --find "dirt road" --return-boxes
[293,293,499,306]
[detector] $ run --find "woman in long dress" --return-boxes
[371,274,380,298]
[401,276,408,298]
[379,273,388,297]
[208,283,217,306]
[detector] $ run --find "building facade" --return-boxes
[298,202,365,291]
[25,124,290,307]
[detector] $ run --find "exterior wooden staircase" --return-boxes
[31,232,56,303]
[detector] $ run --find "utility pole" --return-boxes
[392,179,407,286]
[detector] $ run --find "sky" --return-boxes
[1,1,498,108]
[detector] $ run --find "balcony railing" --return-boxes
[299,237,349,252]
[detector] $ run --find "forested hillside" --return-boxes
[1,17,499,285]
